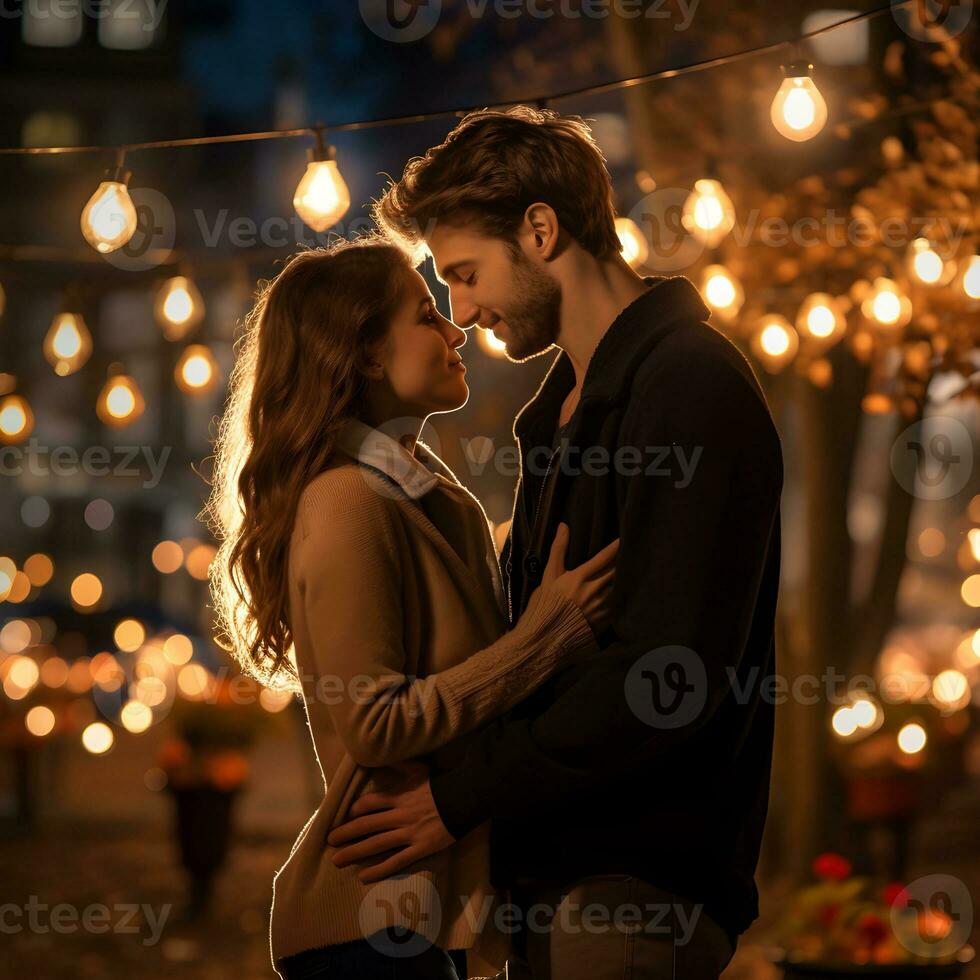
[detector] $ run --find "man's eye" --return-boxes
[423,310,438,324]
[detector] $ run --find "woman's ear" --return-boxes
[357,340,387,381]
[360,357,385,382]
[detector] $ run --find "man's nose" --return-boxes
[449,290,479,330]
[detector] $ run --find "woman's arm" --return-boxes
[293,469,599,768]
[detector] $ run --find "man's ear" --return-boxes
[522,203,560,260]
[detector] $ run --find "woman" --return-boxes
[207,235,618,979]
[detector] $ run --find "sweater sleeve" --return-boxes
[293,470,597,769]
[428,349,784,839]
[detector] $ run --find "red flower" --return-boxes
[157,737,191,771]
[818,903,841,927]
[206,751,249,791]
[812,852,852,881]
[883,882,909,907]
[857,912,889,946]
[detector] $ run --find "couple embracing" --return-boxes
[209,104,783,980]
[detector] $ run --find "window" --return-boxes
[98,0,162,50]
[22,0,83,47]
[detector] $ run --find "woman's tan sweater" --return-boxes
[269,421,598,973]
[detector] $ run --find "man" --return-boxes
[327,105,783,979]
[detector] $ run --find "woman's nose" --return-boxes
[446,319,466,350]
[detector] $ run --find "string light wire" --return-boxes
[0,2,909,159]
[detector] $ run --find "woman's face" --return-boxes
[369,268,469,417]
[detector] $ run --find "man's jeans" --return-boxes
[506,875,736,980]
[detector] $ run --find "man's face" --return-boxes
[427,223,561,362]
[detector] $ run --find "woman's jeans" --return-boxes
[276,927,467,979]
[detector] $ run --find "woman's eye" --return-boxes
[465,274,476,286]
[423,310,438,324]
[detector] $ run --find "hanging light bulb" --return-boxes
[681,179,736,247]
[175,344,220,394]
[97,369,144,427]
[0,393,34,444]
[907,238,954,286]
[154,275,205,340]
[43,312,93,376]
[770,61,829,142]
[293,128,351,232]
[615,216,649,268]
[795,292,846,350]
[750,314,799,373]
[1,393,33,445]
[960,254,980,302]
[862,277,912,332]
[80,156,139,254]
[700,264,744,323]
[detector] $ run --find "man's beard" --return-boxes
[500,248,561,362]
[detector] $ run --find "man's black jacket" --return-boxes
[429,275,784,944]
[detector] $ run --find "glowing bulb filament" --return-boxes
[165,286,193,324]
[175,344,220,394]
[682,179,736,247]
[0,394,34,443]
[155,276,205,339]
[97,373,144,427]
[80,180,138,254]
[770,65,829,142]
[44,312,92,376]
[783,84,817,131]
[293,159,351,232]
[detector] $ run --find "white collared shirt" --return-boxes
[336,418,440,499]
[335,417,508,619]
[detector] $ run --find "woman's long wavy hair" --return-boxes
[204,235,415,690]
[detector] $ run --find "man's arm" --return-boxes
[429,349,784,839]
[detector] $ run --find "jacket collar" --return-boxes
[336,418,458,499]
[513,275,710,443]
[336,418,508,624]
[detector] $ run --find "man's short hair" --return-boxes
[372,105,621,265]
